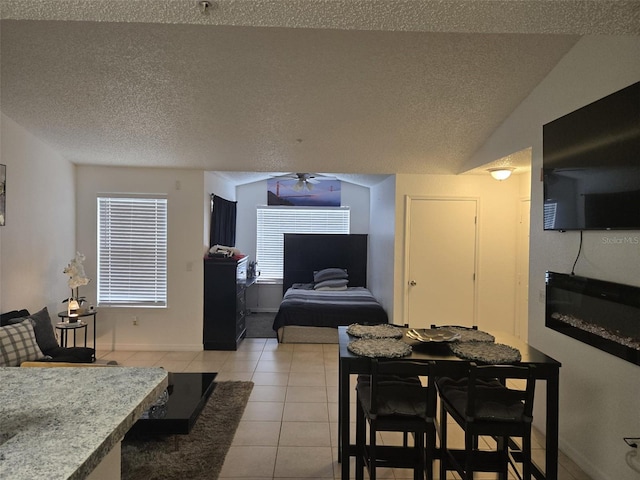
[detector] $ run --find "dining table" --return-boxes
[337,325,562,480]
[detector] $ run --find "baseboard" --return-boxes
[247,308,279,314]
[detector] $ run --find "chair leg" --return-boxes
[522,430,532,480]
[355,399,364,480]
[369,419,377,480]
[425,424,435,480]
[439,405,448,480]
[464,431,475,480]
[414,430,425,480]
[501,436,509,479]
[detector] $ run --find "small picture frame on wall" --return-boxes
[0,164,5,226]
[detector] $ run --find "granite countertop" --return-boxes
[0,366,168,480]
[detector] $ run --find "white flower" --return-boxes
[64,252,90,289]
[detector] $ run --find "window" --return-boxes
[97,195,168,307]
[256,206,350,281]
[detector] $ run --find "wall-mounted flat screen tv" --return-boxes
[543,81,640,231]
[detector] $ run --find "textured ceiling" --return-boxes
[1,1,638,184]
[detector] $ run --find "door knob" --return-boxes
[409,280,417,286]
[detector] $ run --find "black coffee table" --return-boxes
[127,372,217,436]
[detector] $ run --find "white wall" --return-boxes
[466,36,640,480]
[234,180,262,259]
[393,173,522,332]
[76,166,206,351]
[368,176,397,314]
[0,114,76,316]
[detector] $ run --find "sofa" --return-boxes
[0,307,95,366]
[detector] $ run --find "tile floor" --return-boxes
[98,338,593,480]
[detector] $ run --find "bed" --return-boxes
[273,233,389,343]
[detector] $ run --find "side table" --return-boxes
[55,321,88,348]
[57,310,97,361]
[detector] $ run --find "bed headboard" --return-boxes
[283,233,368,294]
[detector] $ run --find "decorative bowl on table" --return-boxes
[405,328,461,343]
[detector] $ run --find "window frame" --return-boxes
[256,205,351,282]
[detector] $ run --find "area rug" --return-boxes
[121,381,254,480]
[245,312,277,338]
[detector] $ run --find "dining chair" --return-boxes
[436,363,536,480]
[355,358,437,480]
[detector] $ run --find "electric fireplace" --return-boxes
[546,271,640,366]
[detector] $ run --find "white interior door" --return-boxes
[406,198,477,329]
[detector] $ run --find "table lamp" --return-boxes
[68,299,80,321]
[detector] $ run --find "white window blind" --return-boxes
[97,195,168,307]
[256,206,350,281]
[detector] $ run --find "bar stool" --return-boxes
[355,359,437,480]
[436,363,536,480]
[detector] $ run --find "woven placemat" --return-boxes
[443,327,495,343]
[449,341,521,364]
[347,338,412,358]
[347,323,404,339]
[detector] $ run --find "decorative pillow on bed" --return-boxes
[315,285,348,291]
[0,320,46,366]
[313,268,348,283]
[314,278,349,290]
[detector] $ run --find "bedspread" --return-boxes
[273,286,388,331]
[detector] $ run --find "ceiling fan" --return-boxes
[273,173,331,191]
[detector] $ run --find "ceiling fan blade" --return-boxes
[270,172,336,183]
[293,180,304,191]
[270,173,298,180]
[309,174,335,181]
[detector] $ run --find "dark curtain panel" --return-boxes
[210,194,237,247]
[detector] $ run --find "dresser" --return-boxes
[203,256,250,350]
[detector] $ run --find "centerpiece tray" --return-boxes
[406,328,460,343]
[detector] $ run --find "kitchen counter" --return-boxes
[0,366,168,480]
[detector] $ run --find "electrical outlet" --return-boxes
[133,316,138,326]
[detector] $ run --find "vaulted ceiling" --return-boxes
[1,0,638,183]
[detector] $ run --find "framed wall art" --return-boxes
[267,174,341,207]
